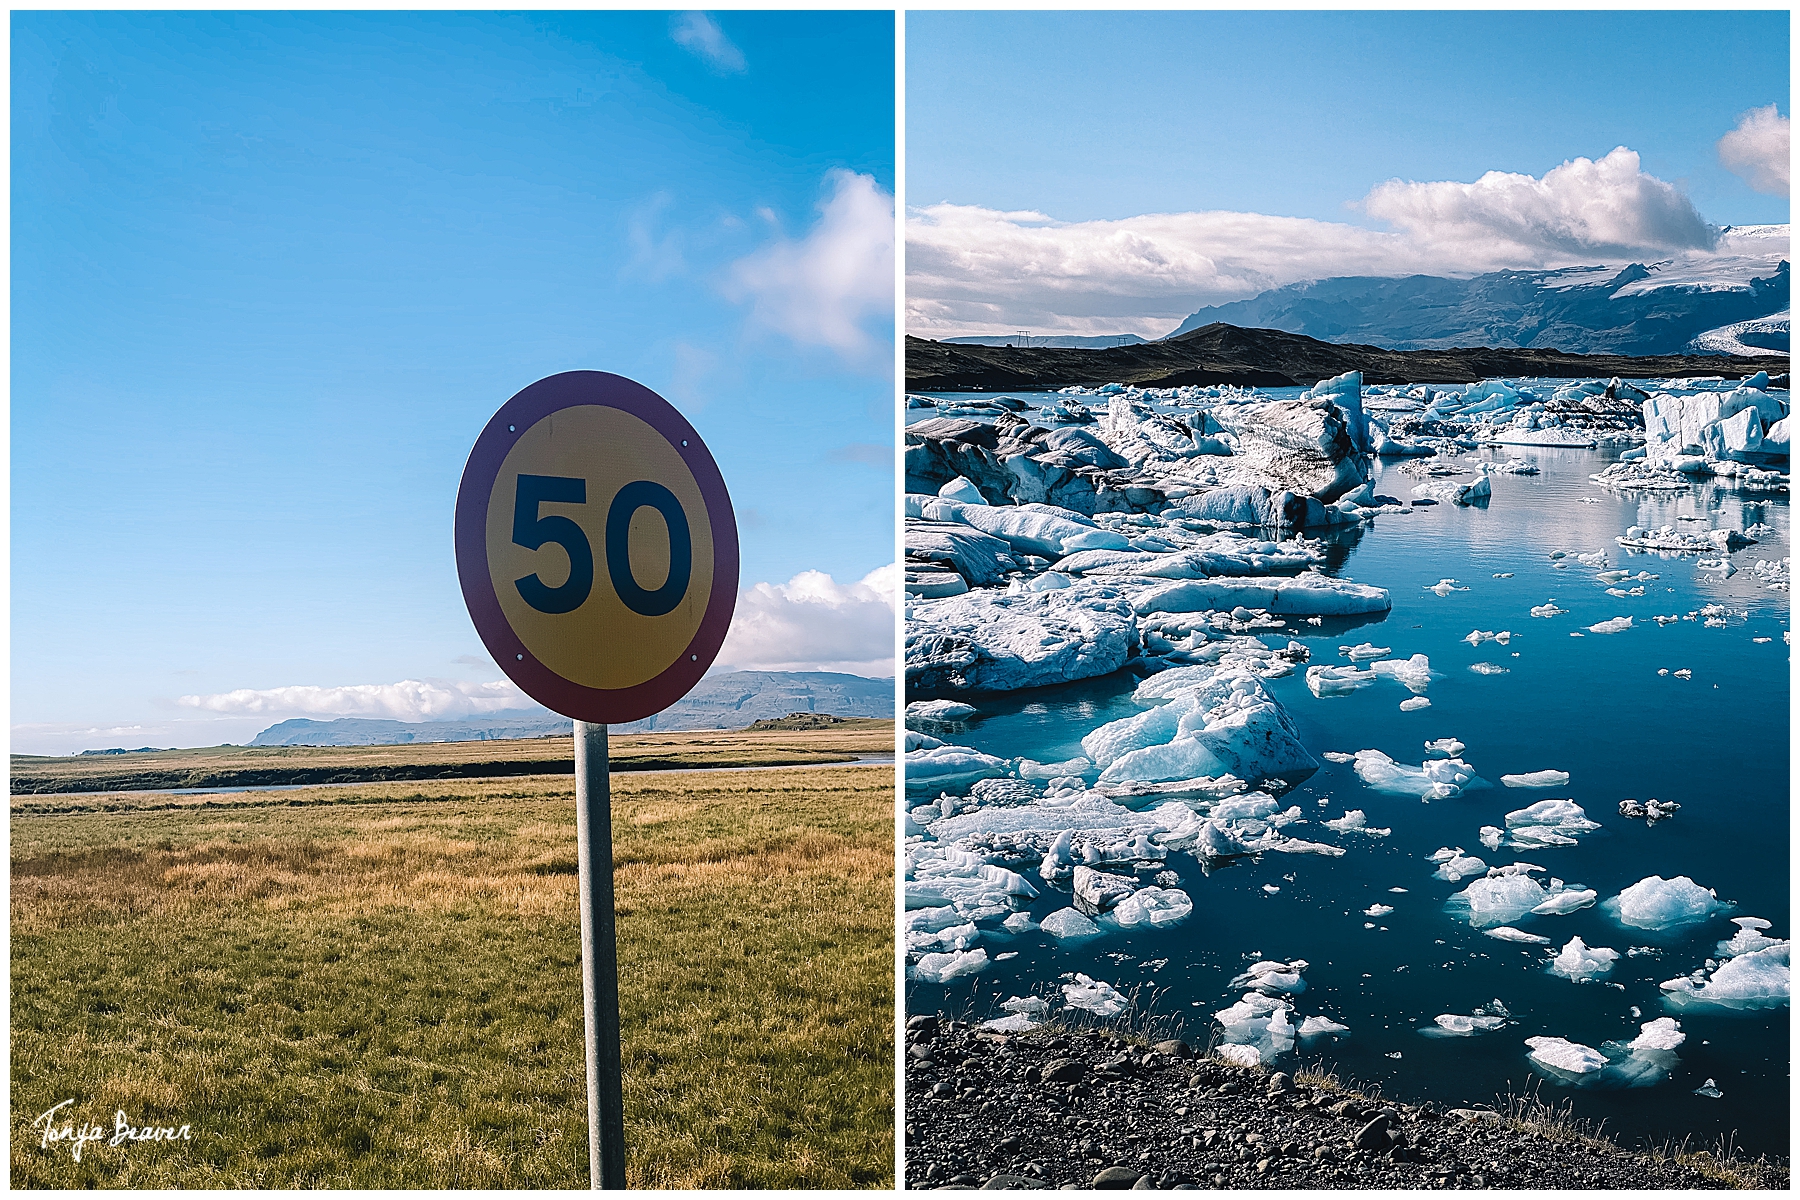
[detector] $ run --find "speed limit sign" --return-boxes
[453,370,739,1189]
[454,370,739,724]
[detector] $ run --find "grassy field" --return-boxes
[10,720,894,796]
[11,759,894,1188]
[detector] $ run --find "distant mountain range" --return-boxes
[1165,226,1790,357]
[945,334,1149,350]
[249,671,894,747]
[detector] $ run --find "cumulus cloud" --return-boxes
[714,564,897,677]
[908,147,1725,339]
[1718,105,1790,197]
[726,169,895,363]
[178,678,529,721]
[670,12,746,74]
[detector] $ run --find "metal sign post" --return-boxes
[455,371,738,1190]
[574,720,626,1189]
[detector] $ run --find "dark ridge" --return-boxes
[905,326,1787,392]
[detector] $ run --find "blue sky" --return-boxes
[908,11,1788,226]
[13,11,896,754]
[907,11,1790,339]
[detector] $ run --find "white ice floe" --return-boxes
[1548,935,1620,983]
[1085,668,1318,786]
[1354,750,1484,800]
[1486,926,1550,944]
[907,699,977,724]
[1463,629,1512,646]
[1532,888,1598,915]
[914,948,989,983]
[1231,959,1309,995]
[1424,738,1466,757]
[1363,904,1394,917]
[1717,917,1782,958]
[1018,756,1093,780]
[981,1012,1043,1033]
[1428,579,1470,596]
[1469,662,1510,675]
[1214,1043,1263,1068]
[1041,908,1104,941]
[1529,600,1569,618]
[907,583,1139,694]
[1134,574,1392,617]
[1322,810,1391,836]
[1525,1036,1608,1075]
[1298,1015,1351,1040]
[1113,886,1194,928]
[1454,869,1548,926]
[904,744,1009,795]
[1072,864,1138,911]
[1306,664,1376,696]
[1609,875,1728,932]
[1661,941,1789,1011]
[1371,654,1433,693]
[1062,973,1129,1017]
[1503,799,1600,849]
[1501,770,1571,788]
[1214,992,1301,1063]
[1427,1014,1508,1036]
[1587,616,1633,634]
[1479,825,1504,851]
[1629,1017,1685,1052]
[1340,642,1391,660]
[1431,849,1489,882]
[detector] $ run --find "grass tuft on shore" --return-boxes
[13,765,893,1188]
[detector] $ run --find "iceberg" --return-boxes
[1134,574,1391,617]
[1041,908,1104,941]
[907,699,977,724]
[1485,926,1550,944]
[1427,1014,1507,1036]
[1501,770,1571,788]
[1371,653,1433,693]
[1230,959,1309,995]
[1548,935,1619,983]
[1661,941,1789,1012]
[1455,871,1549,927]
[1587,616,1633,634]
[1424,737,1466,757]
[914,948,989,983]
[1112,886,1194,928]
[1526,1036,1608,1077]
[1062,973,1129,1017]
[1306,664,1377,696]
[1353,749,1484,800]
[1610,875,1727,932]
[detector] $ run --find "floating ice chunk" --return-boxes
[1041,908,1103,941]
[1399,696,1430,711]
[1306,664,1377,696]
[905,744,1010,794]
[1002,912,1038,934]
[1340,642,1391,660]
[1629,1017,1685,1052]
[1001,995,1051,1017]
[1322,810,1390,836]
[1429,1014,1507,1036]
[1428,578,1470,596]
[1424,738,1466,757]
[1073,865,1138,911]
[1463,629,1512,646]
[1694,1079,1723,1098]
[1133,574,1391,617]
[1456,872,1549,926]
[1262,884,1281,894]
[1587,616,1633,634]
[1354,750,1484,800]
[1215,1043,1263,1067]
[1469,662,1510,675]
[1018,756,1093,780]
[1231,959,1308,995]
[1532,888,1598,915]
[1661,942,1790,1011]
[1526,1036,1608,1076]
[1433,852,1489,882]
[1486,926,1551,944]
[1298,1015,1350,1039]
[1549,936,1619,982]
[1530,600,1568,618]
[1215,991,1297,1062]
[907,699,977,724]
[905,730,946,751]
[1718,917,1781,957]
[1363,904,1394,917]
[1113,886,1194,928]
[1371,654,1433,693]
[1502,770,1571,788]
[1479,826,1504,851]
[1611,875,1727,931]
[1506,798,1595,827]
[907,847,1040,912]
[914,948,989,983]
[1062,973,1129,1017]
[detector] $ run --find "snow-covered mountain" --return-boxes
[1164,225,1789,357]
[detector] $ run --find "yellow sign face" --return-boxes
[485,405,717,691]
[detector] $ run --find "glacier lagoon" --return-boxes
[905,410,1789,1156]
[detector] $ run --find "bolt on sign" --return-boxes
[455,370,738,1189]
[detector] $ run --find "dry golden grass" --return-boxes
[11,722,895,797]
[11,765,894,1188]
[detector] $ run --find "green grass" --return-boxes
[11,765,894,1188]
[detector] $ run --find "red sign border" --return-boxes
[454,371,739,724]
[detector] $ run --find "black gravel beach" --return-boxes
[903,1016,1783,1190]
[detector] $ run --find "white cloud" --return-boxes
[1718,105,1790,197]
[726,169,895,363]
[714,564,897,677]
[177,678,529,721]
[670,12,746,74]
[907,147,1724,339]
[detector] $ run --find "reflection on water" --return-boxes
[909,446,1789,1155]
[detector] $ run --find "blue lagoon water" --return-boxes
[907,441,1790,1155]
